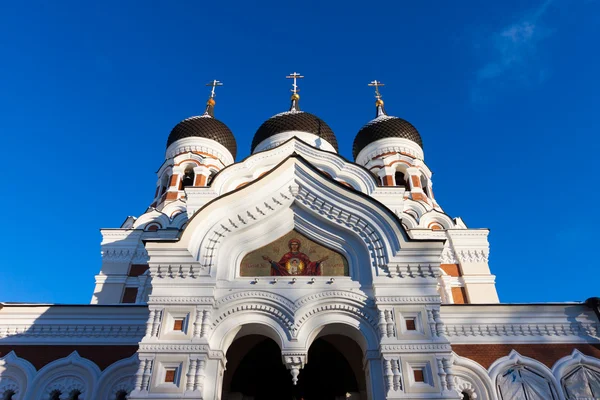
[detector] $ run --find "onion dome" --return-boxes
[353,84,423,161]
[251,73,338,153]
[166,81,237,160]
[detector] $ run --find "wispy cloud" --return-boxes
[471,0,554,102]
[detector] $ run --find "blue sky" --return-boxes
[0,0,598,304]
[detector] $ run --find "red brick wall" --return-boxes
[452,343,600,369]
[0,345,138,370]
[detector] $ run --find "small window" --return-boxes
[405,318,417,331]
[414,368,425,382]
[421,174,430,197]
[115,391,128,400]
[68,390,81,400]
[173,319,184,331]
[462,392,471,400]
[165,368,177,383]
[182,165,195,188]
[146,224,160,232]
[3,390,16,400]
[206,170,217,186]
[395,171,408,188]
[121,287,138,304]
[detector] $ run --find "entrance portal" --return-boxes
[223,335,365,400]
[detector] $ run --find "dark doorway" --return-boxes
[224,335,364,400]
[224,335,292,400]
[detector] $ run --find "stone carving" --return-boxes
[443,322,600,338]
[457,249,488,264]
[453,376,478,399]
[44,377,86,399]
[440,247,458,264]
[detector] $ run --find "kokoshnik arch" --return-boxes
[1,76,600,400]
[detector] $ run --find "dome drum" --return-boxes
[166,115,237,164]
[251,111,338,154]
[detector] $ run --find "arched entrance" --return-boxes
[223,335,292,400]
[223,334,366,400]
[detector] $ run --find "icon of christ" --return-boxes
[262,238,328,276]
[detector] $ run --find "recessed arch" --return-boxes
[29,351,100,400]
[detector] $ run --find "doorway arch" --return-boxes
[223,334,366,400]
[222,335,291,400]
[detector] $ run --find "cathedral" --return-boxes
[1,75,599,400]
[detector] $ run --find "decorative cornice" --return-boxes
[375,296,440,305]
[440,247,458,264]
[380,343,452,352]
[456,249,489,264]
[149,296,214,305]
[443,323,600,340]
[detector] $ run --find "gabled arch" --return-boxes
[553,349,600,399]
[0,351,36,400]
[209,138,379,195]
[489,350,564,400]
[451,353,496,400]
[96,354,138,400]
[145,156,443,283]
[29,351,100,400]
[419,209,455,230]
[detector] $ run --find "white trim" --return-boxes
[253,131,337,153]
[165,136,234,165]
[356,137,425,165]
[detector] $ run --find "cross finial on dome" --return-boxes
[203,80,223,117]
[286,72,304,111]
[368,80,387,117]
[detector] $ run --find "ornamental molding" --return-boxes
[216,291,296,311]
[210,291,379,340]
[456,249,489,264]
[294,303,379,334]
[212,138,377,196]
[139,344,210,352]
[101,248,148,263]
[443,322,600,339]
[149,296,214,305]
[294,290,371,309]
[0,324,145,340]
[375,296,440,304]
[212,303,295,335]
[199,181,388,271]
[0,378,18,394]
[166,136,234,166]
[440,247,458,264]
[380,343,452,352]
[356,137,425,165]
[45,377,86,397]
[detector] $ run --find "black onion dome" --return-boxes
[166,115,237,158]
[251,111,338,152]
[353,115,423,159]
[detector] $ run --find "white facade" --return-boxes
[1,97,599,400]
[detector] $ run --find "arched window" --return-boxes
[2,390,15,400]
[49,390,62,400]
[158,173,170,197]
[206,170,217,186]
[181,165,195,188]
[394,171,408,188]
[497,365,557,399]
[562,365,600,399]
[115,390,128,400]
[461,392,471,400]
[68,390,81,400]
[421,174,430,197]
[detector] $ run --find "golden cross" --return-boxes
[286,72,304,94]
[368,80,385,100]
[206,79,223,99]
